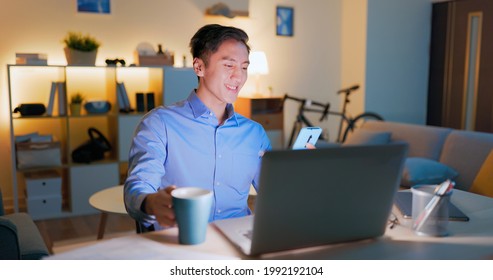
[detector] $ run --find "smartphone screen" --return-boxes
[292,127,322,150]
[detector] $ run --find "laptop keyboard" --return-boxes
[242,230,253,240]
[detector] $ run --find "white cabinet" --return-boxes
[7,65,197,219]
[69,164,119,215]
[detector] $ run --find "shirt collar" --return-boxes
[187,90,239,126]
[188,90,208,118]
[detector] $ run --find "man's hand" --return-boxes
[144,185,177,227]
[305,143,316,149]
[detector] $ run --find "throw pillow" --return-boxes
[343,129,391,146]
[469,150,493,198]
[401,157,459,187]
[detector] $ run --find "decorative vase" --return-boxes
[70,103,82,116]
[64,47,97,66]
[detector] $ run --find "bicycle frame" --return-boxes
[288,107,320,147]
[283,95,329,147]
[282,84,382,145]
[326,111,352,143]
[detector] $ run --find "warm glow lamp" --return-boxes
[248,51,269,96]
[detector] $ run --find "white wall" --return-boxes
[341,0,368,119]
[365,0,432,124]
[0,0,340,206]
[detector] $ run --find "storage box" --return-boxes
[134,50,174,66]
[27,194,62,218]
[16,141,62,169]
[24,170,62,197]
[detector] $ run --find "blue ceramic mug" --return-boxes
[171,187,213,245]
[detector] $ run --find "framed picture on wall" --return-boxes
[276,6,294,37]
[77,0,111,14]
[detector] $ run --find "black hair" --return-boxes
[189,24,250,66]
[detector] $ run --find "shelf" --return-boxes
[16,165,68,173]
[12,115,66,120]
[7,64,197,218]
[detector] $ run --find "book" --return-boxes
[14,132,53,143]
[16,53,48,60]
[15,53,48,65]
[15,132,39,143]
[136,92,145,112]
[30,134,53,142]
[146,92,155,111]
[16,57,48,65]
[116,82,132,112]
[116,82,125,110]
[46,82,57,116]
[57,82,67,116]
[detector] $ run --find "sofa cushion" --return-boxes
[315,140,341,148]
[3,213,49,259]
[401,157,458,187]
[343,129,391,146]
[469,150,493,198]
[0,217,21,259]
[440,130,493,190]
[361,121,452,160]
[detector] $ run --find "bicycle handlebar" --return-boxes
[337,84,360,95]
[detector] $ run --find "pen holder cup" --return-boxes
[411,184,452,237]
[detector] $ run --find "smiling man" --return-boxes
[124,24,272,231]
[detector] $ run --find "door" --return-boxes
[427,0,493,132]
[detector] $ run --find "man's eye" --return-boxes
[225,64,233,68]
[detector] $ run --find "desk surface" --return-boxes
[88,185,126,214]
[49,189,493,260]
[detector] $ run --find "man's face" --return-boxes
[196,39,249,104]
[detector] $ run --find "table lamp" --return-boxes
[248,51,269,96]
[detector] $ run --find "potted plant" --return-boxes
[63,31,101,66]
[70,92,85,116]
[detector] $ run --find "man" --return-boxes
[124,24,271,231]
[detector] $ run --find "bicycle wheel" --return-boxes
[340,112,384,143]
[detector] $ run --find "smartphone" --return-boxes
[292,127,322,150]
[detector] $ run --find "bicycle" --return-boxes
[282,84,384,147]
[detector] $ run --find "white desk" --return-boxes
[88,185,127,240]
[51,189,493,259]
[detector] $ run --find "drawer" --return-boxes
[24,170,62,197]
[27,194,62,218]
[252,113,283,130]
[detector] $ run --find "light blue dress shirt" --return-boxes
[124,90,271,230]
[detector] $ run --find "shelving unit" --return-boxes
[7,65,197,219]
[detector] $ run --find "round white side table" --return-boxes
[89,185,127,239]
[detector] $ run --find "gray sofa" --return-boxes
[359,120,493,191]
[0,188,50,259]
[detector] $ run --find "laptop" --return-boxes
[213,143,408,256]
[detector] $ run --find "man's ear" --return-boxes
[193,58,204,77]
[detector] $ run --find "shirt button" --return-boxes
[217,209,221,213]
[216,181,220,186]
[218,154,222,158]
